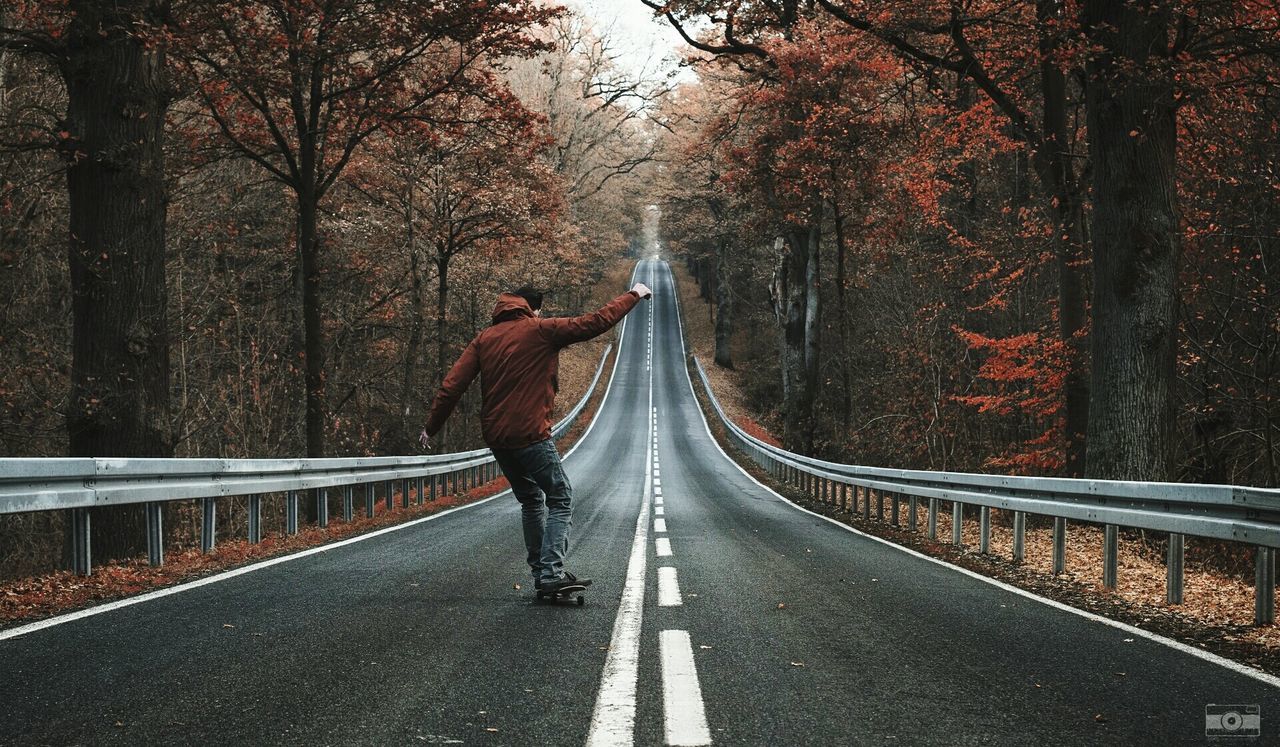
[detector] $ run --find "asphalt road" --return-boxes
[3,259,1279,746]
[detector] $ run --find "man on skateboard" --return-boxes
[420,281,652,594]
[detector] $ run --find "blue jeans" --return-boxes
[491,438,573,585]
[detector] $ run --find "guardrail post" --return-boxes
[1166,533,1184,605]
[286,491,299,535]
[248,495,262,545]
[430,474,438,501]
[402,479,411,509]
[365,483,375,518]
[1053,518,1067,575]
[201,497,216,552]
[382,480,393,510]
[342,486,354,522]
[979,507,991,554]
[146,502,164,566]
[861,487,870,520]
[876,490,885,522]
[1255,546,1275,626]
[1103,525,1118,589]
[316,489,328,529]
[928,498,938,539]
[908,496,918,532]
[840,483,848,511]
[951,502,963,546]
[1012,512,1026,563]
[890,493,900,527]
[71,508,91,575]
[416,476,425,505]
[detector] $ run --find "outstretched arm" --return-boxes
[543,283,651,347]
[423,340,481,438]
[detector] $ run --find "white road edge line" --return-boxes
[663,258,1280,691]
[585,261,656,746]
[0,264,646,644]
[658,567,682,607]
[660,630,711,746]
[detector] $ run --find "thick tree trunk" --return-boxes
[713,237,734,369]
[62,0,171,562]
[298,191,326,460]
[1082,0,1180,481]
[774,213,821,454]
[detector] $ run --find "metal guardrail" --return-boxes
[694,357,1280,626]
[0,344,613,576]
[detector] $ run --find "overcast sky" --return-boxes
[568,0,690,80]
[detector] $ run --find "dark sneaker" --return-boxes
[543,571,593,592]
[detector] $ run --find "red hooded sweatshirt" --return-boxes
[423,290,641,449]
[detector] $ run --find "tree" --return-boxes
[2,0,173,562]
[173,0,558,460]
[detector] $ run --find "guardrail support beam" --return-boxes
[908,496,918,532]
[416,477,425,505]
[430,475,438,501]
[70,508,91,575]
[1256,546,1275,626]
[146,502,164,566]
[876,490,885,522]
[839,483,849,512]
[890,493,900,527]
[316,489,329,529]
[1053,518,1067,575]
[951,502,963,546]
[928,498,938,539]
[342,486,354,523]
[384,480,394,511]
[402,479,411,509]
[286,491,299,535]
[201,497,216,552]
[1103,525,1118,589]
[248,495,262,544]
[861,487,870,520]
[365,483,375,518]
[1166,533,1184,605]
[979,507,991,554]
[1012,511,1026,563]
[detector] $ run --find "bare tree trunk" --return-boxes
[1082,0,1180,481]
[398,196,425,453]
[774,208,821,454]
[62,0,171,562]
[832,202,852,425]
[1036,0,1089,477]
[297,188,326,461]
[434,250,451,446]
[713,236,733,369]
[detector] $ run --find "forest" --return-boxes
[0,0,1278,577]
[650,0,1279,489]
[0,1,664,573]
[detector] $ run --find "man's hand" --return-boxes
[418,428,432,451]
[631,282,653,299]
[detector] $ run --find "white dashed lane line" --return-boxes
[658,567,682,607]
[660,630,712,746]
[654,518,667,533]
[656,537,672,557]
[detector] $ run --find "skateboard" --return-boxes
[534,583,589,606]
